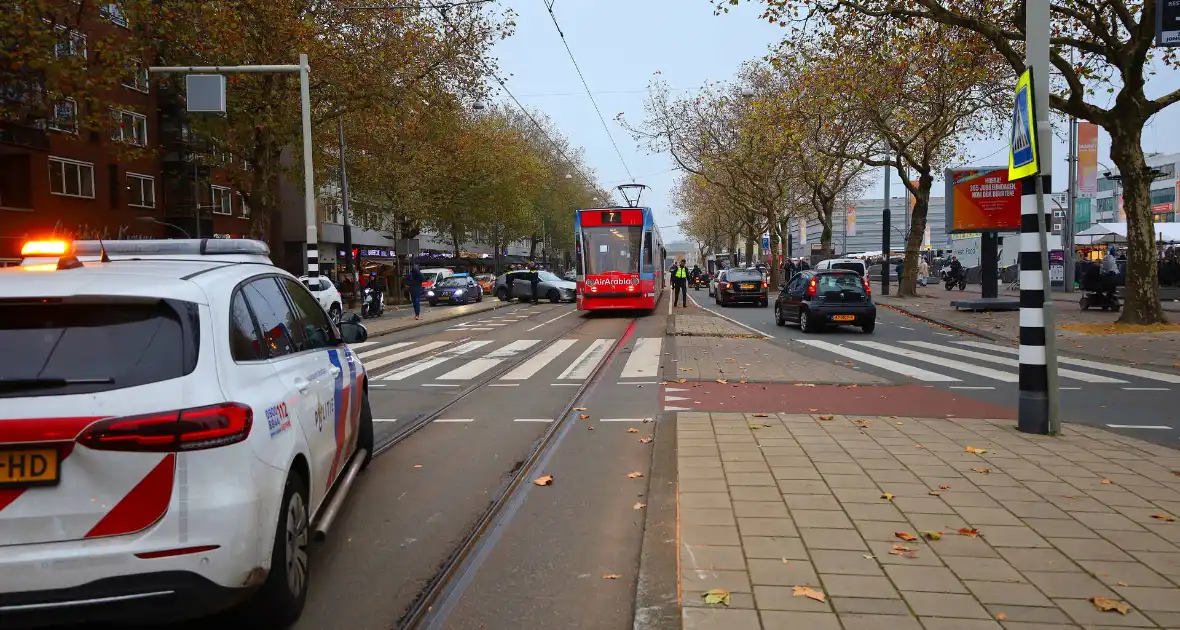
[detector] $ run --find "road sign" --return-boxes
[186,74,226,113]
[761,235,770,249]
[1158,0,1180,46]
[1009,69,1040,180]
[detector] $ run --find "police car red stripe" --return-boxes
[85,453,176,538]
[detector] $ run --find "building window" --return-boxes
[1097,178,1115,193]
[112,109,147,146]
[47,98,77,133]
[122,59,149,93]
[53,27,86,60]
[211,185,233,215]
[48,157,95,198]
[100,2,128,26]
[126,173,155,208]
[239,193,250,218]
[1150,187,1176,207]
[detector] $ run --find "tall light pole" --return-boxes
[338,117,354,280]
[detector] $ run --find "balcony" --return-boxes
[0,121,50,152]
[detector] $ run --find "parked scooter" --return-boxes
[361,286,385,318]
[941,268,966,291]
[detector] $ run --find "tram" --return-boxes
[574,185,665,311]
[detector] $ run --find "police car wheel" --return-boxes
[252,471,310,625]
[358,392,374,469]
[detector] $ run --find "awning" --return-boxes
[1076,222,1180,245]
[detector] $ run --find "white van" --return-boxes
[814,258,868,278]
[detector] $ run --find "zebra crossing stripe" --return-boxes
[849,341,1019,382]
[795,340,961,382]
[358,342,414,360]
[436,339,540,380]
[380,340,493,380]
[955,341,1180,384]
[558,339,614,380]
[362,341,450,372]
[501,339,578,380]
[899,341,1127,384]
[348,341,379,350]
[621,337,663,379]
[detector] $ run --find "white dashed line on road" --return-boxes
[434,418,474,423]
[1107,424,1172,430]
[373,418,398,423]
[1121,387,1171,391]
[513,418,554,423]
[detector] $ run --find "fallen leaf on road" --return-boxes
[809,408,819,412]
[939,484,950,490]
[881,492,895,500]
[792,586,825,602]
[639,436,653,444]
[633,502,646,510]
[413,464,423,469]
[678,379,687,383]
[965,446,987,454]
[574,407,587,411]
[921,530,942,540]
[716,379,728,384]
[958,528,980,537]
[971,467,991,474]
[781,558,789,564]
[995,612,1007,621]
[603,574,621,580]
[896,421,903,425]
[579,414,590,420]
[627,427,638,433]
[819,414,834,421]
[1101,479,1113,485]
[643,417,653,423]
[534,475,553,486]
[702,589,729,606]
[795,383,817,387]
[1150,513,1176,522]
[588,426,594,431]
[627,472,644,479]
[1090,596,1130,615]
[895,531,918,542]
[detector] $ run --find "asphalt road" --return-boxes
[687,286,1180,448]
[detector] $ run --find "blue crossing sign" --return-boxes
[1009,69,1040,180]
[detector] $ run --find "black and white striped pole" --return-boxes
[1013,0,1060,435]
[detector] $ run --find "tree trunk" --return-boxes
[818,199,834,257]
[766,216,780,288]
[1109,123,1167,324]
[529,234,539,260]
[897,173,932,298]
[743,229,755,267]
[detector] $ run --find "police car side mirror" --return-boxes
[339,311,362,325]
[340,321,368,344]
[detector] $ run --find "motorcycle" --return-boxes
[691,275,705,290]
[941,269,966,291]
[361,286,385,318]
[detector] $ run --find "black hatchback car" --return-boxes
[715,268,768,307]
[774,270,875,333]
[427,274,483,306]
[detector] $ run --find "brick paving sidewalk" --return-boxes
[676,412,1180,629]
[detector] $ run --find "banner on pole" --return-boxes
[846,206,857,236]
[799,220,807,244]
[1077,122,1098,197]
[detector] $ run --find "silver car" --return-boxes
[494,270,576,303]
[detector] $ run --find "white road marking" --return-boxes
[950,386,996,390]
[899,341,1127,384]
[373,418,398,423]
[934,332,957,337]
[1059,387,1082,390]
[688,294,774,339]
[665,395,689,401]
[551,383,581,386]
[488,383,519,387]
[449,327,493,331]
[955,341,1180,384]
[527,309,576,332]
[1122,387,1171,391]
[422,383,459,387]
[358,342,415,360]
[664,406,691,411]
[850,341,1018,382]
[1107,424,1172,429]
[795,339,961,382]
[897,326,915,331]
[665,387,688,392]
[434,418,474,423]
[364,341,451,371]
[380,340,493,380]
[621,337,663,379]
[501,339,578,380]
[620,381,658,385]
[436,339,541,380]
[348,341,379,350]
[558,338,614,380]
[514,418,554,423]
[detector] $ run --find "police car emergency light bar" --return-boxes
[20,239,273,266]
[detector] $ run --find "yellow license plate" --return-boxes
[0,447,60,488]
[741,283,755,289]
[832,314,856,322]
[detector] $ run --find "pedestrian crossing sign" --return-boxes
[1009,69,1040,180]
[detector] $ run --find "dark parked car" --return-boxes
[494,270,576,303]
[774,270,876,333]
[714,268,768,307]
[427,274,483,306]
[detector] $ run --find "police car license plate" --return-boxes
[832,314,856,322]
[741,283,755,289]
[0,447,59,487]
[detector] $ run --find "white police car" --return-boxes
[0,239,374,627]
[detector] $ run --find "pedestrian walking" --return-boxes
[671,259,689,307]
[918,257,930,287]
[405,256,425,320]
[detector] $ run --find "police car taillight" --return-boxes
[77,403,253,452]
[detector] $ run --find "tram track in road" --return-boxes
[393,316,640,630]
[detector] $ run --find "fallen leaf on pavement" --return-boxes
[896,421,903,425]
[1101,479,1113,485]
[809,408,819,412]
[965,446,987,454]
[971,467,991,474]
[958,528,980,537]
[639,436,653,444]
[1090,596,1130,615]
[792,586,826,602]
[603,574,621,580]
[895,531,918,542]
[678,379,687,383]
[703,589,729,606]
[928,491,940,496]
[627,427,638,433]
[889,544,914,555]
[995,612,1007,621]
[1150,513,1176,522]
[819,414,834,421]
[914,444,925,449]
[534,475,553,486]
[862,554,876,559]
[574,407,587,411]
[881,492,895,500]
[921,530,942,540]
[1117,581,1129,587]
[633,502,646,510]
[579,414,590,420]
[749,424,762,430]
[627,472,644,479]
[753,413,769,418]
[939,484,950,490]
[716,379,728,384]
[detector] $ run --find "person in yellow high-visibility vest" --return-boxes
[671,259,689,307]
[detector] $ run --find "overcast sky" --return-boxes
[490,0,1180,243]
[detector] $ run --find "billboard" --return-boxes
[943,167,1022,233]
[1077,122,1098,197]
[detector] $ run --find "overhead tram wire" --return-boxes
[430,3,610,201]
[540,0,636,183]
